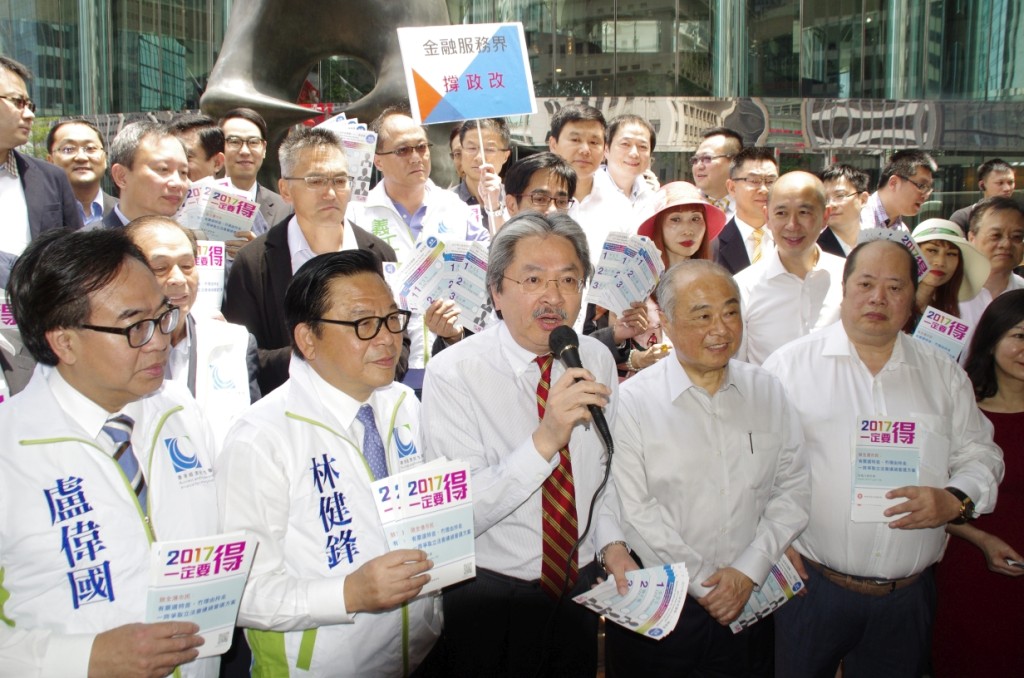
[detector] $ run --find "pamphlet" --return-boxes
[371,458,475,595]
[588,232,664,315]
[729,555,805,633]
[573,564,689,640]
[851,417,921,522]
[145,532,257,658]
[912,306,971,361]
[392,237,494,333]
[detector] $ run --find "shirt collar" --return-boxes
[1,152,19,179]
[47,365,143,445]
[665,352,739,402]
[822,320,910,371]
[496,321,549,379]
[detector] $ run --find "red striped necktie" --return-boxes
[535,354,579,598]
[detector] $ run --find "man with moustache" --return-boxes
[45,118,116,227]
[859,150,937,232]
[714,147,779,275]
[609,259,808,677]
[101,122,189,229]
[0,229,219,677]
[735,172,847,365]
[763,239,1003,677]
[421,211,637,677]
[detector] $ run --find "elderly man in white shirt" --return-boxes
[763,239,1004,678]
[609,259,808,677]
[735,171,846,365]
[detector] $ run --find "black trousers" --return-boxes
[438,563,604,678]
[606,594,774,678]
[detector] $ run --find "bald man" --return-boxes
[735,172,846,365]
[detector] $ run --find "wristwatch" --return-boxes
[945,487,976,524]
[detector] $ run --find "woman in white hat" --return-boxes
[911,218,991,319]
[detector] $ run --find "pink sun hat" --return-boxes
[636,181,727,243]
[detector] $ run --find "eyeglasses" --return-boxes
[690,154,731,166]
[826,191,858,204]
[283,175,350,191]
[80,306,180,348]
[511,191,574,211]
[375,142,432,158]
[0,94,35,112]
[462,144,509,157]
[900,176,934,195]
[502,275,584,295]
[56,144,104,158]
[316,310,411,340]
[732,175,777,189]
[225,136,266,150]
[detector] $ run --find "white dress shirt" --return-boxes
[0,171,29,258]
[421,322,626,580]
[762,322,1004,579]
[570,170,636,271]
[286,215,359,275]
[613,356,808,598]
[735,246,846,365]
[957,273,1024,365]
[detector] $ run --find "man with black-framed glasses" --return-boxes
[218,249,442,677]
[0,228,220,677]
[224,126,404,395]
[860,149,938,232]
[0,55,81,288]
[347,105,485,391]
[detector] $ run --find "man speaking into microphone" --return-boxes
[422,211,637,678]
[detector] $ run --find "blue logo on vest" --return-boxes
[165,437,202,473]
[210,363,236,391]
[393,426,418,459]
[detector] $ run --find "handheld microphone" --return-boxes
[548,325,613,450]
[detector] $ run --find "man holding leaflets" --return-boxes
[763,239,1003,677]
[421,211,637,677]
[609,259,808,677]
[346,105,485,388]
[217,250,441,677]
[0,229,219,677]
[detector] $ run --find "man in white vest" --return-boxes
[0,228,220,677]
[126,215,259,447]
[217,250,441,676]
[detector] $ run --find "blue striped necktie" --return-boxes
[103,414,147,513]
[356,404,389,480]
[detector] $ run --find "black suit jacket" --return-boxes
[713,217,752,275]
[14,150,83,238]
[817,227,848,258]
[222,217,401,395]
[255,184,292,230]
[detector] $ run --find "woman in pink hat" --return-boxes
[637,181,727,268]
[613,182,727,377]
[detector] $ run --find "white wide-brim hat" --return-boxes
[911,219,991,301]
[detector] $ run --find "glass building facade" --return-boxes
[0,0,1020,215]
